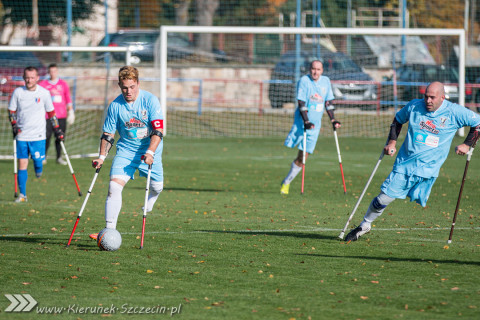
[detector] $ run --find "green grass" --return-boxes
[1,136,479,319]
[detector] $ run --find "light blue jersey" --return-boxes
[284,75,335,153]
[393,98,480,178]
[103,90,164,181]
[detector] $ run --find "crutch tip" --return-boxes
[447,240,452,244]
[139,246,143,250]
[338,232,345,239]
[78,192,83,197]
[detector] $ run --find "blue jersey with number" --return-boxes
[296,74,335,127]
[393,98,480,178]
[103,89,163,162]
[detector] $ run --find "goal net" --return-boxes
[160,26,466,138]
[0,27,465,158]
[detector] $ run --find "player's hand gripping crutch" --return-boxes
[13,139,18,198]
[333,127,347,195]
[60,141,82,196]
[339,139,393,239]
[301,129,307,194]
[66,165,102,247]
[140,163,152,249]
[447,142,477,244]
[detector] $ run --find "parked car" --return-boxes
[392,64,472,104]
[268,50,377,109]
[0,51,46,99]
[98,30,226,64]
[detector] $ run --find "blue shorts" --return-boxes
[16,140,46,161]
[110,155,163,182]
[284,117,320,154]
[381,171,437,207]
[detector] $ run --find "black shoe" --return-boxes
[345,225,371,242]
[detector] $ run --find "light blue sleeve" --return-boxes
[395,100,415,124]
[296,76,309,102]
[325,77,335,101]
[453,103,480,128]
[147,94,163,122]
[102,102,117,134]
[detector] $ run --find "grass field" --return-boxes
[1,135,479,319]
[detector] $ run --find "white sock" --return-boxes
[105,181,124,229]
[361,192,395,229]
[146,180,163,212]
[282,161,302,185]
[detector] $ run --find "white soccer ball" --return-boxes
[97,228,122,251]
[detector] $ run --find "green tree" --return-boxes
[1,0,102,26]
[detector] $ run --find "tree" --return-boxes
[1,0,102,44]
[194,0,218,53]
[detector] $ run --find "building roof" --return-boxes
[363,35,436,68]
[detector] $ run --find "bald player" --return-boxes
[346,81,480,242]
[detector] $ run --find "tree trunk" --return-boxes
[175,0,191,26]
[195,0,219,53]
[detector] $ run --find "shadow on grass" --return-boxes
[298,253,480,266]
[197,229,338,241]
[0,235,97,249]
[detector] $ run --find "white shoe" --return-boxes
[56,157,67,165]
[141,206,152,213]
[15,194,28,203]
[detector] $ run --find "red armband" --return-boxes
[151,119,163,130]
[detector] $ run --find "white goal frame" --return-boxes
[160,26,466,134]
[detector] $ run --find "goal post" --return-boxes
[160,26,465,137]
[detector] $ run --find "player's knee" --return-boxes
[372,192,395,210]
[108,180,124,197]
[33,159,43,174]
[150,180,163,194]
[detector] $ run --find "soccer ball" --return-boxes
[97,228,122,251]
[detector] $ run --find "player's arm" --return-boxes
[325,101,341,130]
[92,133,115,169]
[46,110,64,141]
[385,117,403,156]
[298,100,314,130]
[143,119,164,165]
[8,110,19,138]
[456,124,480,155]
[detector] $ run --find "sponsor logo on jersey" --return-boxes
[125,118,145,129]
[310,93,324,103]
[439,117,447,127]
[419,120,439,134]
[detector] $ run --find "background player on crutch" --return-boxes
[280,60,341,195]
[343,81,480,242]
[88,66,164,244]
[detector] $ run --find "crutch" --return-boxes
[66,166,101,247]
[447,143,477,244]
[60,141,82,196]
[339,141,392,239]
[13,139,18,198]
[301,129,307,194]
[333,128,347,194]
[140,163,152,249]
